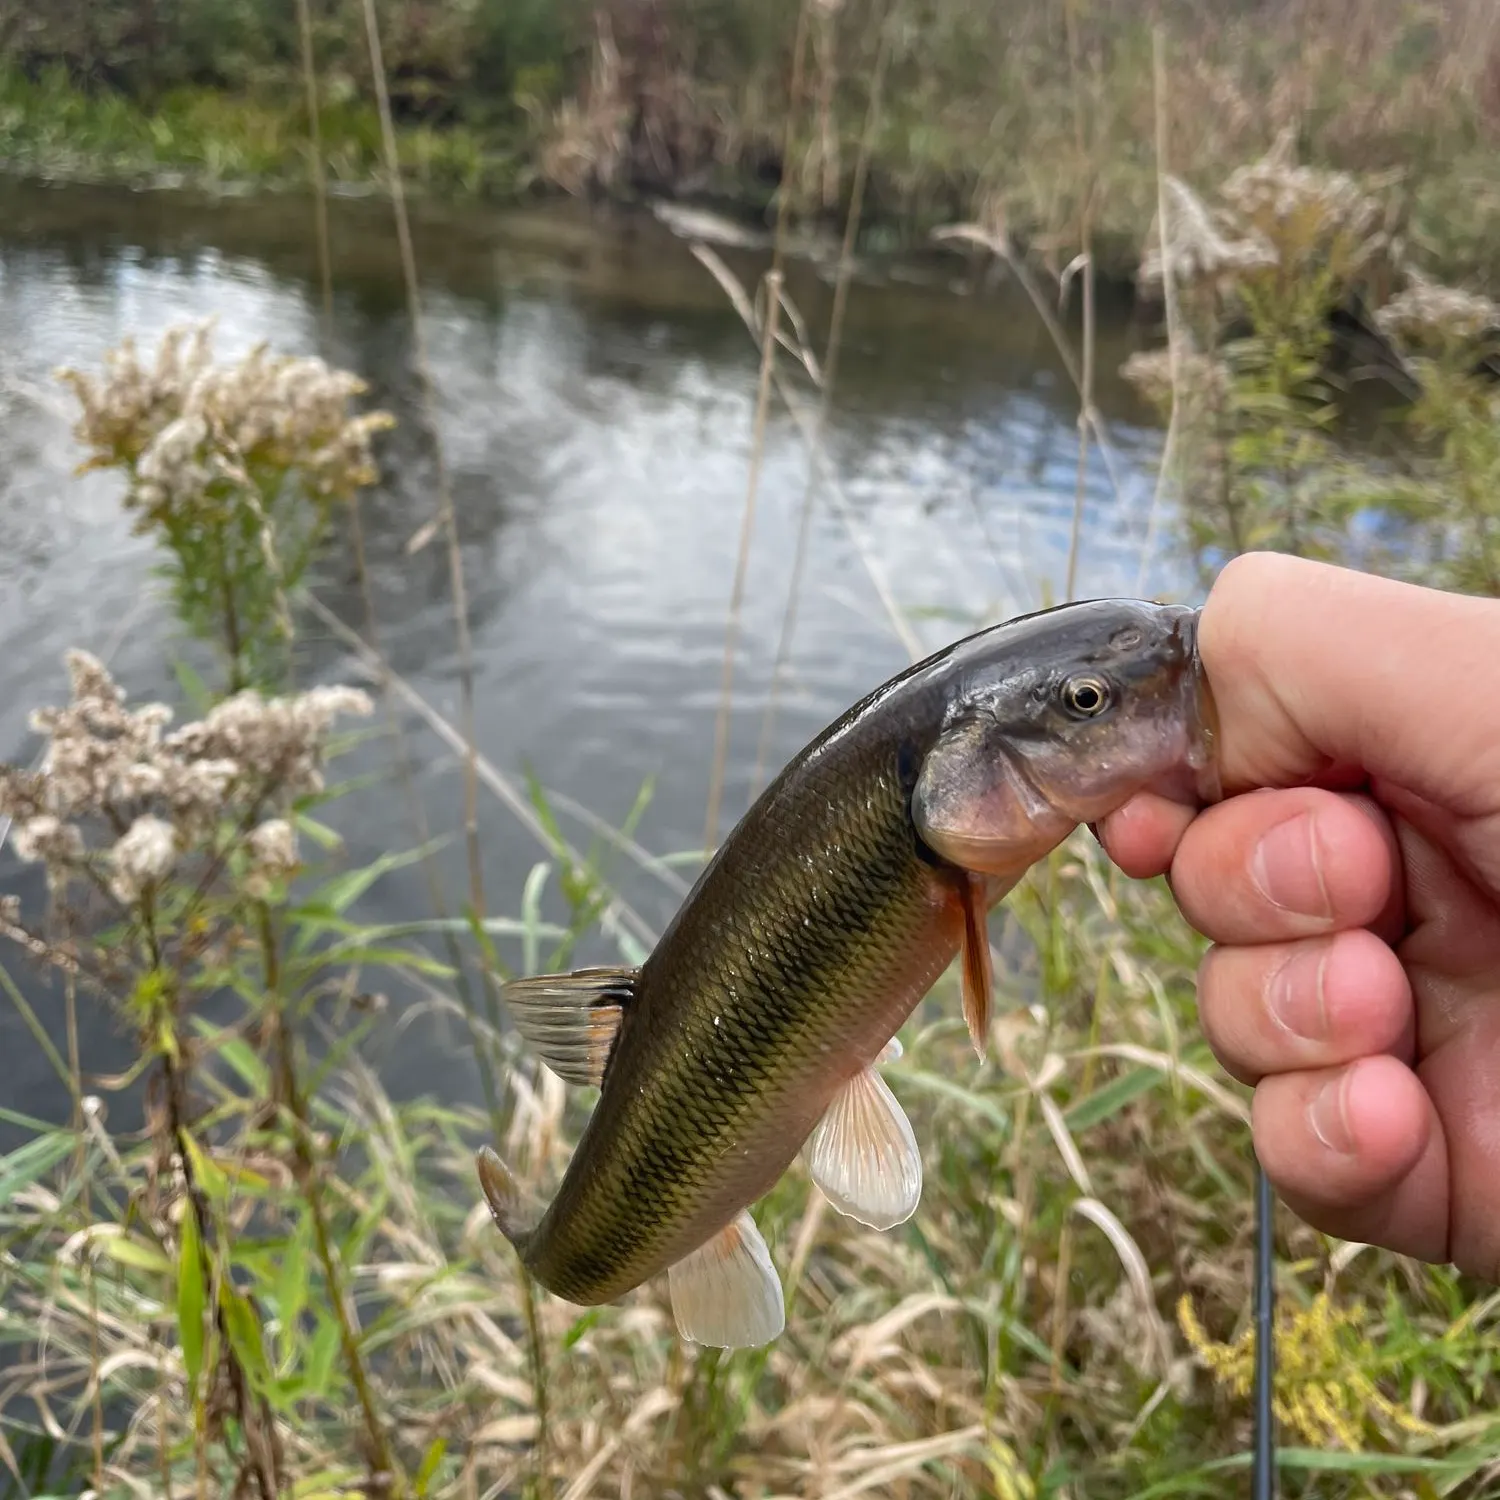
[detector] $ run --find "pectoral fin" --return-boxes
[958,871,995,1059]
[804,1060,922,1230]
[501,966,636,1086]
[668,1210,785,1349]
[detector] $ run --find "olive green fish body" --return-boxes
[481,599,1218,1320]
[521,665,968,1304]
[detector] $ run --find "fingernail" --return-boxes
[1251,812,1331,920]
[1308,1073,1353,1155]
[1267,943,1329,1041]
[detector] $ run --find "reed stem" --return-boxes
[751,5,894,798]
[294,0,334,340]
[1137,25,1186,595]
[260,902,400,1494]
[703,270,783,856]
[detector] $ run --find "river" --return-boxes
[0,175,1185,1139]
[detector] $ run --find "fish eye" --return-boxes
[1061,675,1112,717]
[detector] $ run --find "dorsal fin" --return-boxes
[501,966,637,1087]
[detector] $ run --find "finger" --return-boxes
[1168,787,1398,945]
[1383,798,1500,1278]
[1198,928,1413,1086]
[1253,1055,1449,1264]
[1377,802,1500,1279]
[1420,1023,1500,1281]
[1202,552,1500,820]
[1095,791,1196,879]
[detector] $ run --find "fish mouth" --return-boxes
[1175,608,1223,805]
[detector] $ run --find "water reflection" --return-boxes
[0,175,1183,1128]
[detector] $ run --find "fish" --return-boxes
[476,597,1220,1350]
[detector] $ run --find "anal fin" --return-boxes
[502,966,636,1086]
[804,1058,922,1230]
[958,871,995,1059]
[668,1210,785,1349]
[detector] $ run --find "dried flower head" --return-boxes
[11,816,86,891]
[1376,274,1500,349]
[1,650,371,911]
[1120,347,1230,415]
[56,323,215,467]
[244,818,299,899]
[1140,177,1277,290]
[1142,131,1401,300]
[1218,129,1397,283]
[108,815,178,903]
[166,685,373,806]
[57,326,395,691]
[60,322,395,528]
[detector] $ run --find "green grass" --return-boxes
[0,66,521,199]
[6,820,1498,1497]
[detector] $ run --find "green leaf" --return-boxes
[177,1203,207,1398]
[613,928,649,967]
[191,1017,271,1093]
[311,838,450,921]
[1062,1067,1161,1133]
[562,1308,603,1350]
[170,656,214,715]
[303,1313,341,1397]
[463,904,507,982]
[340,1189,389,1272]
[0,1130,76,1208]
[179,1130,232,1206]
[523,767,570,859]
[298,942,456,978]
[0,1103,58,1132]
[293,810,346,852]
[98,1232,173,1277]
[520,860,550,976]
[274,1213,312,1370]
[617,774,655,843]
[219,1281,271,1396]
[415,1437,447,1496]
[1273,1447,1479,1475]
[899,1070,1012,1134]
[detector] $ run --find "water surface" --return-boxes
[0,176,1186,1134]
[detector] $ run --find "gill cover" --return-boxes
[912,719,1073,877]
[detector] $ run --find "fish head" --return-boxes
[912,599,1220,877]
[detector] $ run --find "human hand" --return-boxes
[1099,551,1500,1281]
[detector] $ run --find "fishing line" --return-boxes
[1252,1156,1276,1500]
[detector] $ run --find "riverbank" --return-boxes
[2,0,1498,287]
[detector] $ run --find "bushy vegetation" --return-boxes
[2,0,1499,282]
[1121,127,1500,594]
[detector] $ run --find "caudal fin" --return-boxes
[475,1146,537,1252]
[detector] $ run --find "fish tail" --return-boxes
[475,1145,538,1256]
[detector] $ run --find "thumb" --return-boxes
[1201,553,1500,820]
